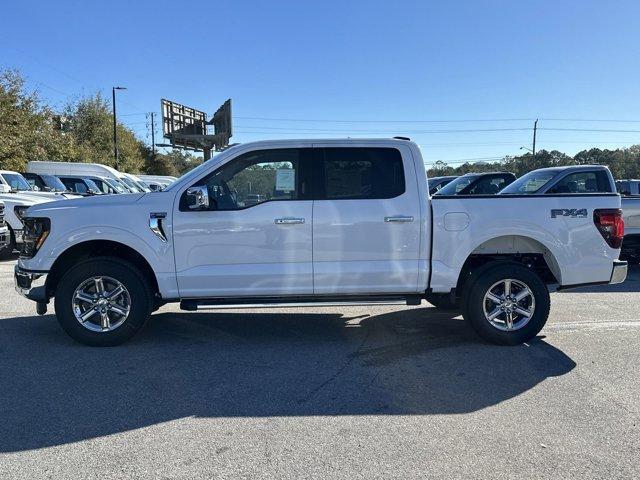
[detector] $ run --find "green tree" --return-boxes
[146,149,203,176]
[63,93,147,172]
[0,69,74,170]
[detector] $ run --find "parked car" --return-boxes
[0,170,78,201]
[498,165,615,195]
[57,176,103,196]
[86,176,129,194]
[121,173,152,193]
[15,139,626,347]
[22,172,72,194]
[138,175,177,191]
[27,161,146,194]
[0,183,51,258]
[616,179,640,196]
[434,172,516,195]
[614,180,640,262]
[428,175,457,195]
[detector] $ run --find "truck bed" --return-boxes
[429,193,622,292]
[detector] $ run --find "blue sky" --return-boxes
[2,0,640,166]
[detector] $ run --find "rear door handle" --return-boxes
[275,217,305,225]
[385,216,414,223]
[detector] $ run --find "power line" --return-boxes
[236,116,536,123]
[539,127,640,133]
[236,125,640,134]
[235,126,532,134]
[236,115,640,124]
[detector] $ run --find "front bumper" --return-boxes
[610,259,628,285]
[14,266,49,302]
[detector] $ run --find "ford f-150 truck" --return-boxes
[14,139,627,346]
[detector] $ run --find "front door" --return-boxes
[172,148,313,298]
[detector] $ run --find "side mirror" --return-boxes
[32,185,41,191]
[0,184,10,193]
[186,186,210,210]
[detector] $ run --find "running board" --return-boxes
[180,295,423,311]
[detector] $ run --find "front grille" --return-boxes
[0,204,5,227]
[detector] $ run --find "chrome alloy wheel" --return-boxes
[482,278,535,332]
[72,276,131,332]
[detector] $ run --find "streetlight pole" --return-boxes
[532,119,538,162]
[112,86,127,170]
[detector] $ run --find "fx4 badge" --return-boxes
[551,208,588,218]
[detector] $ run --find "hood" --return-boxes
[26,192,146,215]
[15,191,82,201]
[0,193,48,207]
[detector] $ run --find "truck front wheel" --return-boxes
[462,263,550,345]
[54,257,152,346]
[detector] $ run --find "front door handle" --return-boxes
[275,217,305,225]
[385,216,414,223]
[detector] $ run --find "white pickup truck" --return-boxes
[14,139,627,346]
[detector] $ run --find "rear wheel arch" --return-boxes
[454,235,561,299]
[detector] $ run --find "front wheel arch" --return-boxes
[46,240,160,301]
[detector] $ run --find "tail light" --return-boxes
[593,209,624,249]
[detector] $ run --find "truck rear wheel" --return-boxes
[462,263,550,345]
[54,257,152,346]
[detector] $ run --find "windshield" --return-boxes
[102,178,126,193]
[84,178,101,193]
[132,179,152,192]
[2,173,33,192]
[40,174,68,192]
[120,177,141,193]
[500,170,559,194]
[435,174,479,195]
[428,177,454,194]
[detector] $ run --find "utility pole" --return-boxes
[112,86,127,170]
[150,112,156,157]
[532,119,538,162]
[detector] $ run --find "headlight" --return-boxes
[14,205,29,223]
[19,217,51,259]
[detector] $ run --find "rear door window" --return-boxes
[317,148,405,200]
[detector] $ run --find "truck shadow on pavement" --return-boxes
[0,307,575,452]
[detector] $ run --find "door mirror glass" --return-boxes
[186,186,210,210]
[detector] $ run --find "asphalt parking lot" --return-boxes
[0,257,639,479]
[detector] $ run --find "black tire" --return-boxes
[54,257,153,346]
[0,227,17,260]
[462,262,550,345]
[425,292,459,311]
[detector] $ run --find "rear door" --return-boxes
[311,145,422,294]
